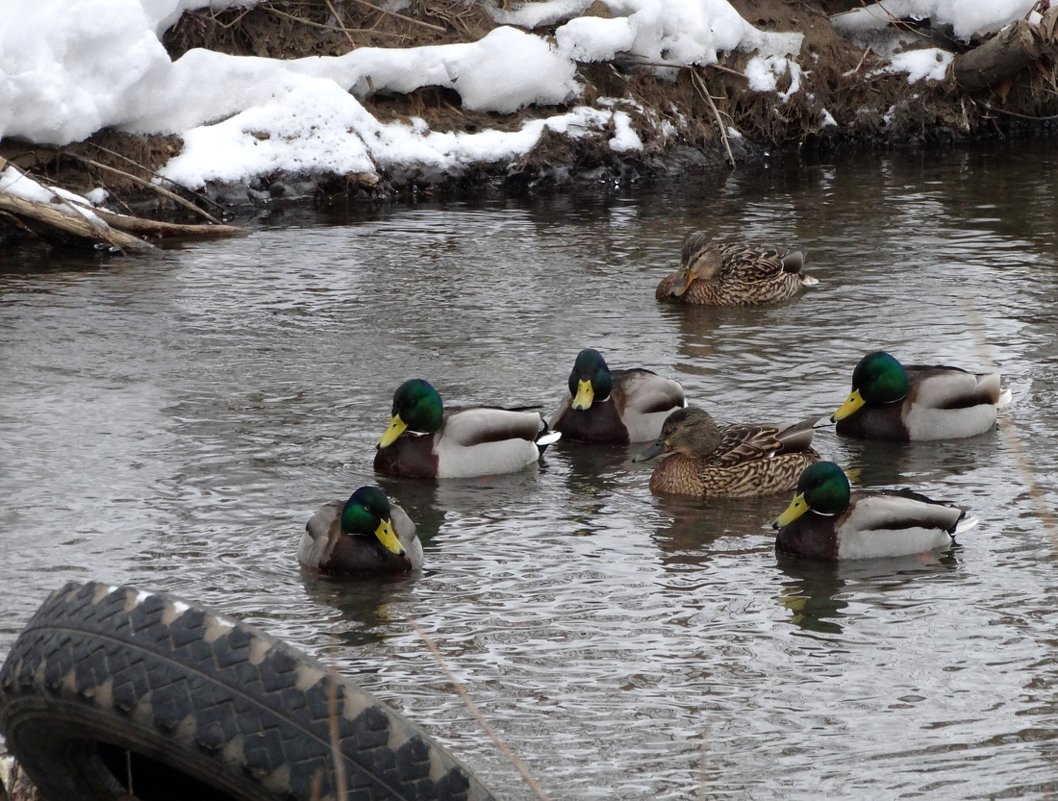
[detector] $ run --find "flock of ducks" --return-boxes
[299,234,1010,575]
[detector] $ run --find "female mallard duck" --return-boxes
[832,351,1011,441]
[632,406,821,497]
[374,378,560,479]
[655,233,817,306]
[772,461,979,560]
[550,348,686,444]
[299,486,424,575]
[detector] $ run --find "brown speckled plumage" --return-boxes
[656,234,815,306]
[635,407,821,498]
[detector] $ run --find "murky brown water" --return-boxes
[3,141,1058,799]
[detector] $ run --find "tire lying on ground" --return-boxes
[0,580,497,801]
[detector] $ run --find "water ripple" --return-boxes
[3,144,1058,799]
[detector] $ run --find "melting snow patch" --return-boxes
[881,48,953,83]
[556,15,637,62]
[609,111,643,152]
[745,55,803,101]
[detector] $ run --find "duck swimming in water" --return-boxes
[655,233,817,306]
[831,351,1010,441]
[772,461,979,561]
[374,378,559,479]
[550,348,686,444]
[633,406,821,497]
[299,486,423,575]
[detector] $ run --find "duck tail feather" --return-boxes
[781,250,805,274]
[776,415,821,451]
[536,431,561,452]
[954,512,980,535]
[535,417,561,453]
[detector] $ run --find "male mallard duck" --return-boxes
[632,406,821,497]
[299,486,424,575]
[832,351,1011,441]
[550,348,686,444]
[655,233,817,306]
[374,378,560,479]
[772,461,979,560]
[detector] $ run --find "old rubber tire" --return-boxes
[0,581,496,801]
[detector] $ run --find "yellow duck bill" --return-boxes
[831,389,866,422]
[377,415,408,448]
[773,493,810,529]
[572,379,595,410]
[374,518,406,556]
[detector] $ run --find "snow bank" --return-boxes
[833,0,1037,42]
[555,0,802,69]
[0,0,1004,193]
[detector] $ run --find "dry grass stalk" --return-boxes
[0,752,42,801]
[410,619,552,801]
[697,726,710,800]
[321,0,358,49]
[691,69,735,168]
[326,666,349,801]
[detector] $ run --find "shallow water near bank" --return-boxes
[3,142,1058,799]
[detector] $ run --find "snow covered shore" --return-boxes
[1,0,1054,208]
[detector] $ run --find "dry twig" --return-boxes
[261,6,410,39]
[846,45,872,76]
[347,0,446,33]
[61,152,226,226]
[86,141,226,214]
[322,0,358,49]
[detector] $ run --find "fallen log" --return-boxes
[94,208,244,239]
[0,157,244,250]
[953,19,1042,93]
[0,189,151,251]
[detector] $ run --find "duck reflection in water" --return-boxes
[648,494,780,569]
[773,551,960,635]
[299,572,423,650]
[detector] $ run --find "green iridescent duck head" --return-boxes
[568,349,614,410]
[772,461,851,528]
[341,486,405,556]
[832,351,909,422]
[377,379,444,448]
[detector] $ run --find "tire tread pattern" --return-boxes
[0,581,496,801]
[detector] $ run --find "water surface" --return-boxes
[2,142,1058,799]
